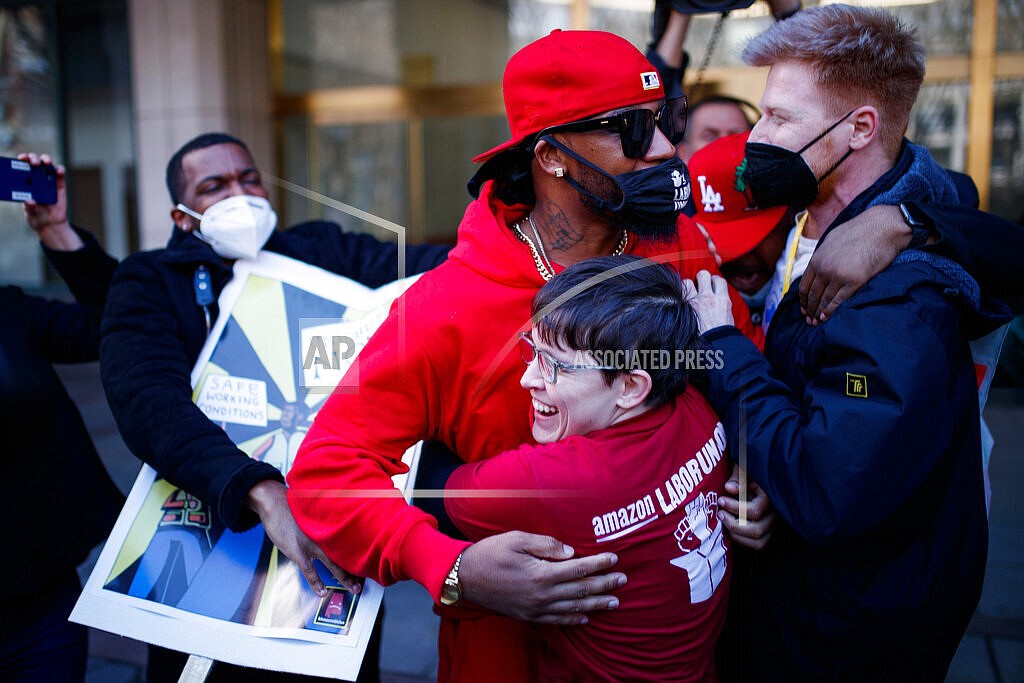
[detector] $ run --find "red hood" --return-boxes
[446,181,543,290]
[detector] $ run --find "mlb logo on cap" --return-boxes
[641,72,661,90]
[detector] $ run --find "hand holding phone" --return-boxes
[17,153,82,251]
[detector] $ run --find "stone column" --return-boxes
[128,0,271,249]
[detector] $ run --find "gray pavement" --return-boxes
[59,362,1024,682]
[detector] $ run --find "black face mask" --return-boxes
[741,110,854,209]
[541,135,690,236]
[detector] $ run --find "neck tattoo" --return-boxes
[512,215,629,282]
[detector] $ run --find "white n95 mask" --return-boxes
[176,195,278,260]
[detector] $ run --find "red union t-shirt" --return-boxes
[446,387,732,683]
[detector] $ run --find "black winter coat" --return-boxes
[100,222,449,531]
[0,233,124,602]
[704,143,1013,682]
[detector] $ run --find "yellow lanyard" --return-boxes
[781,211,809,297]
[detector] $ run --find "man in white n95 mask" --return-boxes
[98,132,452,683]
[175,194,278,261]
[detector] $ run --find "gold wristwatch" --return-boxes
[440,551,465,606]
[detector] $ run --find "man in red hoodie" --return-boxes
[288,29,761,681]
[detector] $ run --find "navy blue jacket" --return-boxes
[703,145,1012,681]
[1,232,124,602]
[100,222,450,531]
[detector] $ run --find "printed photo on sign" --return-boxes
[72,253,422,680]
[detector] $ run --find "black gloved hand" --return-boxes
[671,0,755,14]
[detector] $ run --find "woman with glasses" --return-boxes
[444,256,732,682]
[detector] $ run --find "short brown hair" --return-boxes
[742,3,925,155]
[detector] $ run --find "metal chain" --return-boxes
[692,12,729,95]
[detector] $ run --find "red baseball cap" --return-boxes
[689,132,789,262]
[473,29,666,163]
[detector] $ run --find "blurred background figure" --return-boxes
[0,153,123,683]
[679,95,757,161]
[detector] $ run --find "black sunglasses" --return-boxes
[536,96,688,160]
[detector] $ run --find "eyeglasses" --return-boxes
[518,332,616,385]
[536,96,688,160]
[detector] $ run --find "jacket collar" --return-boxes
[157,226,229,270]
[823,140,958,241]
[156,226,288,272]
[447,182,541,288]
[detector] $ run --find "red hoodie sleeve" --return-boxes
[287,295,469,602]
[444,444,547,542]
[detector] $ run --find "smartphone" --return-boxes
[0,156,58,205]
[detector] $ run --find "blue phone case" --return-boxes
[0,157,58,205]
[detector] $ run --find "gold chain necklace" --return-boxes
[511,216,629,282]
[512,220,555,281]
